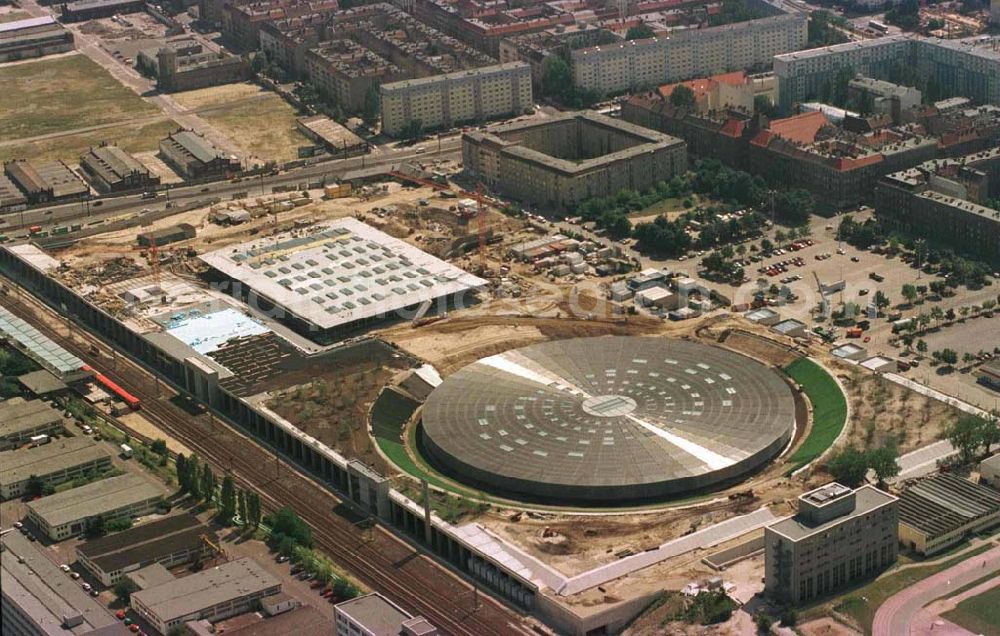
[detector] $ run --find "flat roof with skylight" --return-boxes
[199,218,486,339]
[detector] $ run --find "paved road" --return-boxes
[872,543,1000,636]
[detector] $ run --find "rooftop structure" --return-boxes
[1,531,123,636]
[0,171,27,212]
[198,217,486,342]
[0,436,112,500]
[0,399,65,449]
[657,71,778,115]
[462,111,687,209]
[0,305,87,380]
[0,15,74,64]
[221,605,330,636]
[422,336,797,504]
[223,0,340,50]
[130,558,282,635]
[898,473,1000,555]
[77,513,214,585]
[79,144,158,193]
[27,473,164,541]
[158,130,240,180]
[304,39,403,113]
[3,159,88,204]
[17,369,69,396]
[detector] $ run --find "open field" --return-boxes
[0,118,177,164]
[172,83,310,163]
[0,9,30,23]
[0,55,158,142]
[784,358,847,470]
[942,584,1000,636]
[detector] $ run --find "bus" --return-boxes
[869,20,889,33]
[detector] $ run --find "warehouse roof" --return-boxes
[768,485,896,542]
[0,399,63,439]
[198,217,486,331]
[1,531,122,635]
[335,593,412,636]
[130,558,280,623]
[162,130,227,165]
[4,159,88,199]
[0,15,57,33]
[220,605,329,636]
[77,513,210,573]
[0,172,26,208]
[27,473,163,528]
[79,145,149,185]
[0,436,109,485]
[18,369,69,395]
[0,305,86,377]
[898,473,1000,539]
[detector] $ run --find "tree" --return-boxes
[755,612,773,634]
[626,23,655,40]
[901,284,918,305]
[916,339,928,354]
[774,229,787,245]
[199,463,216,504]
[761,238,774,253]
[247,491,262,530]
[176,454,189,492]
[930,306,944,322]
[399,119,423,141]
[945,415,989,463]
[24,475,48,499]
[827,446,868,487]
[267,507,312,548]
[754,94,776,117]
[867,446,900,484]
[219,475,236,525]
[187,455,201,499]
[780,608,798,627]
[940,348,959,367]
[362,84,380,125]
[874,290,890,311]
[85,516,106,539]
[106,517,133,532]
[114,578,138,603]
[669,84,697,110]
[150,439,168,456]
[238,489,248,527]
[541,56,573,100]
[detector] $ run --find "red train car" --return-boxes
[82,365,141,410]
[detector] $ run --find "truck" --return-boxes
[29,434,51,447]
[846,327,863,338]
[869,272,885,283]
[119,444,133,459]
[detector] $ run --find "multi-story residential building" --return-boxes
[305,39,404,113]
[572,11,806,94]
[259,14,328,79]
[0,437,112,500]
[381,62,532,136]
[656,70,778,114]
[0,16,74,64]
[775,35,1000,112]
[223,0,339,51]
[26,473,164,541]
[848,76,922,123]
[463,112,687,209]
[79,144,160,193]
[765,483,899,605]
[154,45,250,92]
[875,147,1000,263]
[498,24,617,87]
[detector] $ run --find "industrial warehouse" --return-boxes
[199,217,487,342]
[0,436,112,500]
[421,336,798,504]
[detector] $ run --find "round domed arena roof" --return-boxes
[420,336,796,505]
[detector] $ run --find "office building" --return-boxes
[335,593,437,636]
[0,16,74,63]
[898,473,1000,555]
[0,399,65,450]
[1,531,125,636]
[78,144,159,193]
[875,147,1000,263]
[26,473,164,541]
[154,46,249,92]
[158,130,240,180]
[462,111,687,210]
[765,483,898,605]
[77,513,214,585]
[381,62,532,137]
[0,436,111,500]
[129,558,281,634]
[3,159,88,204]
[572,12,806,94]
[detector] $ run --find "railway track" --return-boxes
[0,285,533,636]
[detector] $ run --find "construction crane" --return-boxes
[200,533,228,566]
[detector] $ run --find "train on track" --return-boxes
[82,364,141,410]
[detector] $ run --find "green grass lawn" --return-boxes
[943,584,1000,636]
[784,358,847,471]
[0,55,159,142]
[627,196,691,219]
[832,544,993,634]
[0,118,177,163]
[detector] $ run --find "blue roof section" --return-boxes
[0,306,85,378]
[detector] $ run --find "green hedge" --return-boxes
[784,358,848,471]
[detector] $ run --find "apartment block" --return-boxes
[775,35,1000,112]
[381,62,532,137]
[765,483,898,605]
[223,0,339,51]
[572,12,806,94]
[305,39,403,113]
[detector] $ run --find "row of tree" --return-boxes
[944,415,1000,464]
[176,454,263,528]
[827,444,900,487]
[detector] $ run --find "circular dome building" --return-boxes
[420,336,797,505]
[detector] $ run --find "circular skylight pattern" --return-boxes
[421,336,797,505]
